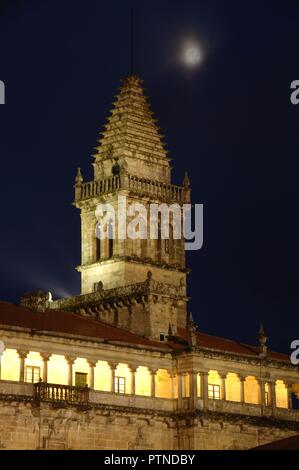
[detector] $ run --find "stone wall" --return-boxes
[0,398,298,450]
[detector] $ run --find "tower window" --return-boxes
[164,239,169,254]
[160,334,165,342]
[25,366,41,383]
[75,372,88,388]
[114,376,125,394]
[208,384,220,400]
[96,237,101,260]
[108,222,114,258]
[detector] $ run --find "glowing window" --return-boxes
[208,384,220,400]
[114,376,125,394]
[25,366,41,383]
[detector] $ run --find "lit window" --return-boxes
[114,376,125,394]
[25,366,41,383]
[75,372,87,388]
[164,239,169,254]
[265,391,269,406]
[208,384,220,400]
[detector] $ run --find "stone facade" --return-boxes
[1,74,299,450]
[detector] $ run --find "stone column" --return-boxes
[129,366,137,395]
[220,373,227,401]
[201,371,209,410]
[17,350,29,382]
[169,373,176,399]
[88,360,97,389]
[190,371,198,409]
[109,362,117,393]
[41,353,51,383]
[258,379,266,413]
[269,380,276,411]
[177,373,183,409]
[66,356,75,386]
[240,375,246,404]
[149,368,157,398]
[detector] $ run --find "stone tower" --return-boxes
[72,75,190,341]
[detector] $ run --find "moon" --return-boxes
[182,41,203,67]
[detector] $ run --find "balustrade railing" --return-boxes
[35,382,89,404]
[75,174,188,203]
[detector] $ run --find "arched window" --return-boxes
[275,380,288,408]
[225,373,241,402]
[244,376,260,404]
[208,370,222,400]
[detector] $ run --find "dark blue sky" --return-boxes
[0,0,299,353]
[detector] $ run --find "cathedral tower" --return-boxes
[72,75,190,340]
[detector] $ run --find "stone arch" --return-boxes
[244,375,260,404]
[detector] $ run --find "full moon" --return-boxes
[182,41,203,67]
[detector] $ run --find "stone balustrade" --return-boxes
[74,173,189,204]
[35,382,89,405]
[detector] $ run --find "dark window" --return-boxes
[160,334,165,342]
[75,372,88,388]
[108,222,114,258]
[96,237,101,260]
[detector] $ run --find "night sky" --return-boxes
[0,0,299,354]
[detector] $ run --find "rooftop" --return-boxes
[0,301,290,363]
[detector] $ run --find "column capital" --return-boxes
[239,374,247,382]
[87,359,97,367]
[199,370,209,377]
[65,355,76,365]
[219,372,228,379]
[17,350,29,359]
[108,362,118,370]
[128,365,138,373]
[40,353,51,362]
[149,368,158,376]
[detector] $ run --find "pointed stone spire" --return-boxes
[258,322,268,358]
[93,75,171,183]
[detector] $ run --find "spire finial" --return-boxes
[187,312,197,347]
[258,322,268,357]
[75,167,83,186]
[183,172,190,188]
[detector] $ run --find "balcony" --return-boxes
[74,173,189,204]
[35,382,89,405]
